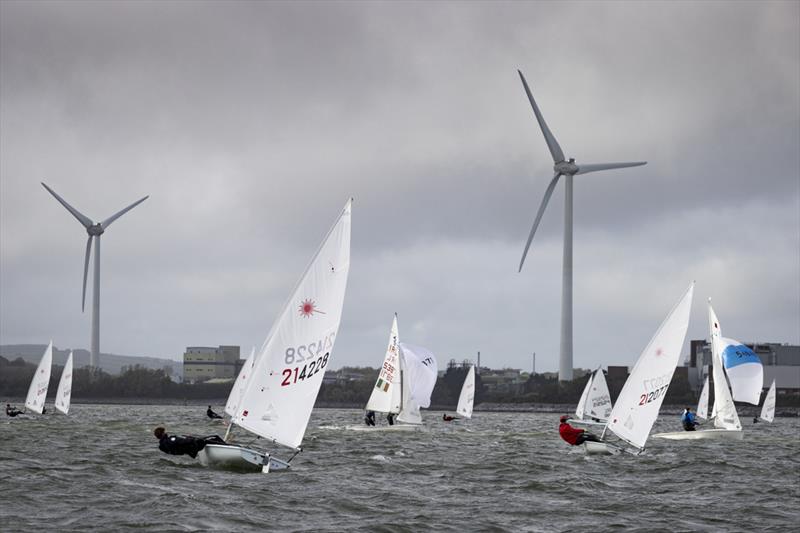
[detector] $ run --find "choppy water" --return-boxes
[1,405,798,532]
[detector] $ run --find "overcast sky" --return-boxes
[1,1,798,373]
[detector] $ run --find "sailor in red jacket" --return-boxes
[559,415,602,446]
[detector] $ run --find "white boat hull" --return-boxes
[198,444,291,473]
[652,429,744,441]
[345,424,420,432]
[569,418,606,427]
[583,441,622,455]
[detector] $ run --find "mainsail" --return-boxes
[605,283,694,450]
[709,301,741,431]
[365,314,402,414]
[575,373,593,420]
[231,200,351,450]
[224,346,256,418]
[696,374,709,420]
[396,343,438,425]
[25,341,53,414]
[55,351,73,415]
[719,337,763,405]
[759,379,776,423]
[456,365,475,419]
[586,369,612,421]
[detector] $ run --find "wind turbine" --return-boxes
[516,70,646,382]
[42,182,149,369]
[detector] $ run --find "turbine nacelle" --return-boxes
[554,160,579,175]
[87,223,104,237]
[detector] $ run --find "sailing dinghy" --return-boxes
[23,341,54,415]
[347,314,417,432]
[54,351,73,415]
[758,379,776,423]
[584,283,694,455]
[454,365,475,419]
[570,368,612,427]
[653,300,744,441]
[198,199,351,473]
[395,343,439,425]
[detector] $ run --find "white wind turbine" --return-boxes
[516,70,646,382]
[42,182,149,368]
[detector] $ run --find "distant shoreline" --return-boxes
[5,397,797,417]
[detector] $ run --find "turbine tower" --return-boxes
[516,70,646,382]
[42,183,148,369]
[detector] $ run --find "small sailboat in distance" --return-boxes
[55,351,73,415]
[570,368,612,427]
[395,343,438,425]
[197,199,351,473]
[585,283,694,455]
[25,342,54,415]
[758,379,776,423]
[455,365,475,419]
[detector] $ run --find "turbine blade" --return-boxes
[82,236,92,312]
[576,161,647,175]
[518,70,565,163]
[41,182,93,228]
[100,195,149,229]
[519,173,561,272]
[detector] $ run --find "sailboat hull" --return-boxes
[344,424,420,432]
[583,441,622,455]
[568,418,606,427]
[198,444,291,472]
[651,429,744,441]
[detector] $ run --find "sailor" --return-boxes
[558,415,601,446]
[752,416,759,424]
[5,403,23,417]
[206,405,223,419]
[365,410,376,427]
[442,413,458,422]
[153,427,226,459]
[681,408,698,431]
[386,412,395,426]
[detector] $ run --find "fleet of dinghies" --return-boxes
[17,342,73,417]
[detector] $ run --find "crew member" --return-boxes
[386,412,395,426]
[559,415,601,446]
[153,427,226,459]
[681,408,698,431]
[752,416,759,424]
[5,403,23,417]
[206,405,223,419]
[442,413,459,422]
[365,410,376,427]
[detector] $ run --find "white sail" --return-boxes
[709,301,741,431]
[456,365,475,419]
[696,375,709,420]
[396,343,438,425]
[232,200,351,450]
[605,283,694,450]
[586,369,613,421]
[575,373,593,420]
[759,379,776,423]
[25,341,53,414]
[365,314,402,414]
[719,337,763,405]
[224,346,256,418]
[55,351,73,415]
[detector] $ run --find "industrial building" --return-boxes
[687,340,800,393]
[183,345,241,383]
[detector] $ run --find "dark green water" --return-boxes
[1,405,798,532]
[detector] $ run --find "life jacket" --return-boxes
[559,422,585,445]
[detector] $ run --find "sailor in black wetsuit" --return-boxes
[153,427,226,459]
[5,403,23,417]
[386,412,395,426]
[365,410,376,427]
[206,405,223,419]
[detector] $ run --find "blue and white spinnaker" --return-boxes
[720,338,763,405]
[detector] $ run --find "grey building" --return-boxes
[687,340,800,392]
[183,345,241,383]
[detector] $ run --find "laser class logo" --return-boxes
[299,299,326,318]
